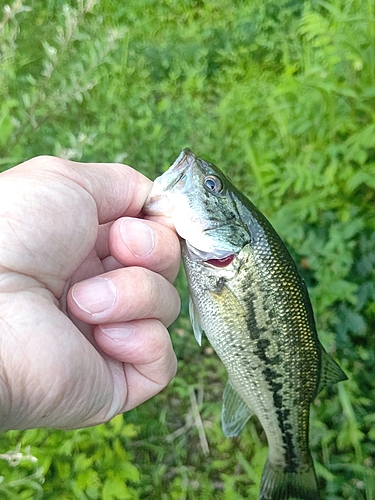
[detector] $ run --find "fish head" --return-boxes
[144,148,250,264]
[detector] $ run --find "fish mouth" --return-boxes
[163,148,196,191]
[143,149,196,215]
[171,148,193,175]
[151,148,204,195]
[168,147,210,182]
[176,147,195,165]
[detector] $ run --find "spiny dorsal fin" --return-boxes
[222,380,253,437]
[316,349,347,395]
[189,295,203,346]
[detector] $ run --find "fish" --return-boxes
[143,148,347,500]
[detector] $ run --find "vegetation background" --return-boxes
[0,0,374,498]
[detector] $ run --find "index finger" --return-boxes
[7,156,154,224]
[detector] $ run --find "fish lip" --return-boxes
[173,148,196,173]
[174,148,208,177]
[154,148,205,193]
[160,148,195,191]
[178,147,195,163]
[143,149,196,216]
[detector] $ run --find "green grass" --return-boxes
[1,0,374,498]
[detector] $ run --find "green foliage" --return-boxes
[1,0,375,498]
[0,415,140,499]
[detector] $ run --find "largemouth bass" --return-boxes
[144,148,346,500]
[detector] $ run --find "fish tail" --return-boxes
[260,457,319,500]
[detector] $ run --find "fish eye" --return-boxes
[204,175,223,194]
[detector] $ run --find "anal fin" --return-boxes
[222,380,253,437]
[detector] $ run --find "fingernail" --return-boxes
[120,219,155,257]
[99,323,134,343]
[71,277,116,315]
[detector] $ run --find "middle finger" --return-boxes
[109,217,181,283]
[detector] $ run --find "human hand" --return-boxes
[0,156,180,432]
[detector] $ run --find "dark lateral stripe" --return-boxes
[253,339,299,472]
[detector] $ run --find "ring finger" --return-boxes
[67,266,181,327]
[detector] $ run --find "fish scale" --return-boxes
[144,148,347,500]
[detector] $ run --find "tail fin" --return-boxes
[260,457,319,500]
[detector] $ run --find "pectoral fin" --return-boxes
[316,349,347,395]
[222,380,253,437]
[189,295,203,346]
